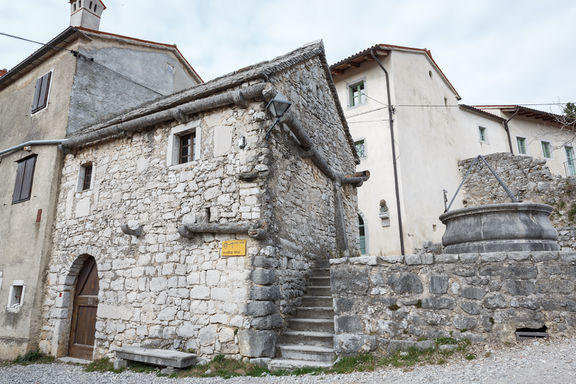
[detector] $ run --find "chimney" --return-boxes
[0,69,7,78]
[69,0,106,30]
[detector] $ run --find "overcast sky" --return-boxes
[1,0,574,112]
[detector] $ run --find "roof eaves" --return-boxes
[459,104,506,123]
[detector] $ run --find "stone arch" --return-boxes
[50,254,98,357]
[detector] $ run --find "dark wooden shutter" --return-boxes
[31,72,52,113]
[12,155,37,203]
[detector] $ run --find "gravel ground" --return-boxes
[2,338,576,384]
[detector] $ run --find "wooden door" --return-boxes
[68,257,99,360]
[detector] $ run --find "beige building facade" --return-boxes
[331,44,574,256]
[0,5,200,359]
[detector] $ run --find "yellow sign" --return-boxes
[221,240,247,257]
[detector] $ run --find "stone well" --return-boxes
[439,202,559,254]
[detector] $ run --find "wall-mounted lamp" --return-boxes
[265,92,291,140]
[23,146,32,152]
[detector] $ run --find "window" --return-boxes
[541,141,552,159]
[179,132,196,164]
[348,81,366,107]
[354,139,366,158]
[31,71,52,113]
[78,162,93,191]
[478,126,488,143]
[516,137,527,155]
[8,282,24,308]
[358,214,367,255]
[566,146,575,176]
[12,155,37,204]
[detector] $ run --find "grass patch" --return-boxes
[84,358,121,373]
[12,350,55,366]
[171,354,270,379]
[331,354,376,373]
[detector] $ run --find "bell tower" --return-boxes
[69,0,106,30]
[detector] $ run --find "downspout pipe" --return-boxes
[503,107,520,154]
[370,49,405,255]
[0,139,67,157]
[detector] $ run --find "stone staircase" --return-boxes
[269,259,335,370]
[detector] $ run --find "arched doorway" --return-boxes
[68,256,99,360]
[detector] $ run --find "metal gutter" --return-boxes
[0,139,67,157]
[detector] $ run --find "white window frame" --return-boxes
[540,141,553,159]
[7,280,25,312]
[348,79,367,108]
[31,69,54,115]
[478,126,488,143]
[516,136,528,155]
[76,161,95,192]
[565,145,575,176]
[167,120,202,167]
[354,138,367,159]
[358,212,368,255]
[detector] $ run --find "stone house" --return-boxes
[330,44,575,256]
[38,41,361,365]
[0,2,200,359]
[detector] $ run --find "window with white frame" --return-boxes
[565,146,575,176]
[31,71,52,113]
[516,137,527,155]
[478,126,488,143]
[354,139,366,158]
[358,214,367,255]
[167,121,201,166]
[348,80,366,107]
[541,141,552,159]
[8,281,25,308]
[77,162,93,192]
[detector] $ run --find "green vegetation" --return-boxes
[568,203,576,223]
[84,358,121,373]
[12,350,54,366]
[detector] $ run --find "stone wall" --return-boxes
[331,250,576,355]
[458,152,576,248]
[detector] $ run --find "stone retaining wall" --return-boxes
[330,251,576,355]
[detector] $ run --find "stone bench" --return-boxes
[114,346,197,371]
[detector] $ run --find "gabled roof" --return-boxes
[474,105,567,125]
[459,104,506,123]
[64,41,359,163]
[0,26,202,89]
[330,44,461,100]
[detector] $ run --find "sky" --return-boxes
[1,0,574,113]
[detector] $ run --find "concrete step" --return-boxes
[309,276,331,287]
[288,318,334,332]
[268,358,333,371]
[278,344,335,362]
[279,330,334,348]
[306,286,331,296]
[301,295,333,307]
[296,306,333,319]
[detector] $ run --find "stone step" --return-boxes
[296,306,333,319]
[288,318,334,332]
[268,358,333,371]
[301,295,333,307]
[309,276,331,287]
[310,268,330,277]
[278,344,335,362]
[313,259,330,269]
[279,330,334,348]
[306,286,331,296]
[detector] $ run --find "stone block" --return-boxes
[335,315,364,333]
[387,272,423,294]
[405,254,422,265]
[334,334,377,355]
[250,314,283,330]
[421,297,455,310]
[246,301,276,317]
[252,256,279,268]
[334,297,355,313]
[560,252,576,262]
[508,252,530,261]
[387,340,415,353]
[504,280,535,296]
[461,301,481,315]
[379,255,404,264]
[251,269,276,285]
[459,253,479,263]
[421,253,434,265]
[250,286,280,301]
[532,251,559,262]
[483,294,507,309]
[430,275,449,294]
[435,254,459,263]
[331,266,370,294]
[453,315,477,330]
[480,252,507,262]
[460,286,487,300]
[238,329,276,357]
[115,347,197,368]
[198,325,217,346]
[507,264,538,280]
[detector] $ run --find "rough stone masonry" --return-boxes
[38,42,360,361]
